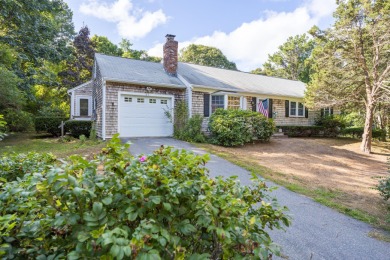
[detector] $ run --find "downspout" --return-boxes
[102,80,106,140]
[68,91,74,120]
[177,74,193,118]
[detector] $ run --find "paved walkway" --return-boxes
[122,137,390,260]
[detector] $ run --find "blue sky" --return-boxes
[64,0,336,71]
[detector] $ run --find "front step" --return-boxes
[272,132,288,138]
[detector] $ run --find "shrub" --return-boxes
[340,127,386,140]
[2,108,34,132]
[376,159,390,201]
[175,114,206,143]
[209,109,275,146]
[314,115,346,137]
[37,106,67,117]
[0,152,57,182]
[65,120,92,138]
[35,116,67,136]
[0,134,289,259]
[0,114,6,141]
[277,125,325,137]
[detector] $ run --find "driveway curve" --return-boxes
[122,137,390,260]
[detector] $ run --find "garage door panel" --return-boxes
[119,94,174,137]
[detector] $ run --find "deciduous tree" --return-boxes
[305,0,390,153]
[179,44,237,70]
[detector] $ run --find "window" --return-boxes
[124,97,132,102]
[323,107,332,116]
[211,95,224,113]
[228,96,240,110]
[290,101,305,117]
[161,99,168,104]
[149,98,156,104]
[79,98,89,117]
[137,98,144,103]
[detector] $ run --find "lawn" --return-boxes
[0,133,106,158]
[196,138,390,232]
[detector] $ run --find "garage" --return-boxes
[118,94,174,137]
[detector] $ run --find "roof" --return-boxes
[95,53,185,88]
[67,80,92,93]
[94,53,306,98]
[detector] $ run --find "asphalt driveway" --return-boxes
[122,137,390,260]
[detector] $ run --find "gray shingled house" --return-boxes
[68,34,326,140]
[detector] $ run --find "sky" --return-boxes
[63,0,337,71]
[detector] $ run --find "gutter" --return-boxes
[103,77,186,89]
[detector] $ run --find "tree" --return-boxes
[250,68,267,75]
[179,44,237,70]
[119,38,162,62]
[262,34,315,83]
[60,26,95,89]
[91,35,123,56]
[305,0,390,153]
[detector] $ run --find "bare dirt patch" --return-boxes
[198,138,390,229]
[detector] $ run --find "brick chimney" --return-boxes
[163,34,178,76]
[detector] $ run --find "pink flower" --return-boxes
[139,155,147,162]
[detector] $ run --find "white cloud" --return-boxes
[148,0,336,71]
[80,0,167,39]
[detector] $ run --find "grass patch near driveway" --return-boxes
[0,133,106,158]
[195,138,390,235]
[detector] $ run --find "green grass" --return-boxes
[195,143,389,235]
[0,133,106,158]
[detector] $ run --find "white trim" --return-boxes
[289,100,305,117]
[117,91,175,138]
[75,95,92,117]
[70,92,74,119]
[102,80,106,140]
[177,74,193,118]
[67,80,92,94]
[103,77,186,89]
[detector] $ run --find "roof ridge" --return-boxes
[95,52,162,65]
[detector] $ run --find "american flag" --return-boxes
[258,99,268,117]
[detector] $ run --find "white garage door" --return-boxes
[119,94,174,137]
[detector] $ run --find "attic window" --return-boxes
[161,99,168,104]
[149,98,157,104]
[137,98,145,103]
[124,97,132,102]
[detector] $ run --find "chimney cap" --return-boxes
[165,34,176,39]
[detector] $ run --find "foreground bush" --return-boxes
[65,120,93,138]
[0,134,289,259]
[0,114,6,141]
[209,109,275,146]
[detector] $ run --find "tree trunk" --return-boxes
[360,103,374,154]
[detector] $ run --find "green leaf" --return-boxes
[102,197,113,205]
[150,196,161,204]
[163,203,171,211]
[77,231,90,242]
[110,244,120,257]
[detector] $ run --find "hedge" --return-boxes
[277,126,326,137]
[209,109,275,146]
[340,127,386,139]
[35,117,68,136]
[65,120,92,138]
[0,134,290,258]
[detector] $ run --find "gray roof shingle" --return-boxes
[95,53,306,98]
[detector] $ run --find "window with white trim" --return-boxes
[227,96,240,110]
[137,98,144,103]
[124,97,132,102]
[160,99,168,104]
[290,101,305,117]
[323,107,332,116]
[149,98,156,104]
[76,96,92,117]
[211,95,224,113]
